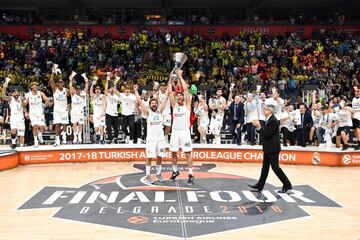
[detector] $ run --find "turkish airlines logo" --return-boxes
[18,164,342,238]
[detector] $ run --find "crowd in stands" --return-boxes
[0,27,359,149]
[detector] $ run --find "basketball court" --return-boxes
[0,145,359,240]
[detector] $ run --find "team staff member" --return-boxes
[250,104,292,193]
[169,69,195,185]
[133,80,171,184]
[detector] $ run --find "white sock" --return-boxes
[189,167,193,175]
[172,165,178,172]
[145,165,151,176]
[56,136,60,141]
[20,144,24,147]
[100,135,103,140]
[156,165,162,175]
[11,138,16,144]
[34,136,38,142]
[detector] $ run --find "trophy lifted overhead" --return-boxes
[173,52,187,70]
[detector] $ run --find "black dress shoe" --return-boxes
[248,184,263,191]
[278,185,292,193]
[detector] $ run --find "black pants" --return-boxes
[106,114,119,141]
[282,127,295,146]
[133,118,141,143]
[258,152,292,189]
[296,127,308,147]
[122,114,135,141]
[229,121,242,144]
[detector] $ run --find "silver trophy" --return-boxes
[173,52,187,69]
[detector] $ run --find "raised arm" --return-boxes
[49,72,57,93]
[2,82,11,102]
[69,74,75,95]
[104,77,109,96]
[90,80,95,97]
[133,85,149,116]
[83,73,89,94]
[159,80,172,113]
[176,69,191,110]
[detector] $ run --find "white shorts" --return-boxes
[169,129,192,152]
[93,114,106,128]
[29,113,45,126]
[71,111,85,124]
[10,118,25,136]
[209,114,224,135]
[162,113,172,127]
[53,111,69,125]
[146,139,166,158]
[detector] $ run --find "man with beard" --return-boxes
[2,82,26,148]
[133,80,171,184]
[169,69,195,185]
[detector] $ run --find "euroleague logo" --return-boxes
[342,155,352,165]
[18,164,341,238]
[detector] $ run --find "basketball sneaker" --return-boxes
[156,173,166,182]
[145,175,154,184]
[187,174,195,185]
[170,170,180,181]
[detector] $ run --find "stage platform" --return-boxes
[0,144,359,170]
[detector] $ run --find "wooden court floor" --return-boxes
[0,162,359,240]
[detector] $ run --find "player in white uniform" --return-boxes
[90,81,106,144]
[24,82,49,147]
[334,101,353,150]
[351,86,360,150]
[157,82,172,141]
[265,88,284,120]
[2,82,25,148]
[49,71,69,146]
[208,88,227,144]
[134,82,170,184]
[169,69,195,185]
[194,95,209,143]
[69,75,88,144]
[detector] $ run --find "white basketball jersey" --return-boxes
[71,93,85,113]
[158,91,171,114]
[93,94,104,116]
[10,97,24,120]
[172,104,190,130]
[147,111,165,141]
[352,97,360,120]
[53,88,68,112]
[27,91,43,114]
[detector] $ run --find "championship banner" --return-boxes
[15,146,360,166]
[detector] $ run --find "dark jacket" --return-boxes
[258,114,281,153]
[228,102,245,125]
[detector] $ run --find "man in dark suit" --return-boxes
[296,103,313,147]
[249,104,292,193]
[228,95,245,145]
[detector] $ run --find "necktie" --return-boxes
[301,113,304,128]
[234,104,238,120]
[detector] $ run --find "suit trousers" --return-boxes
[258,152,291,189]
